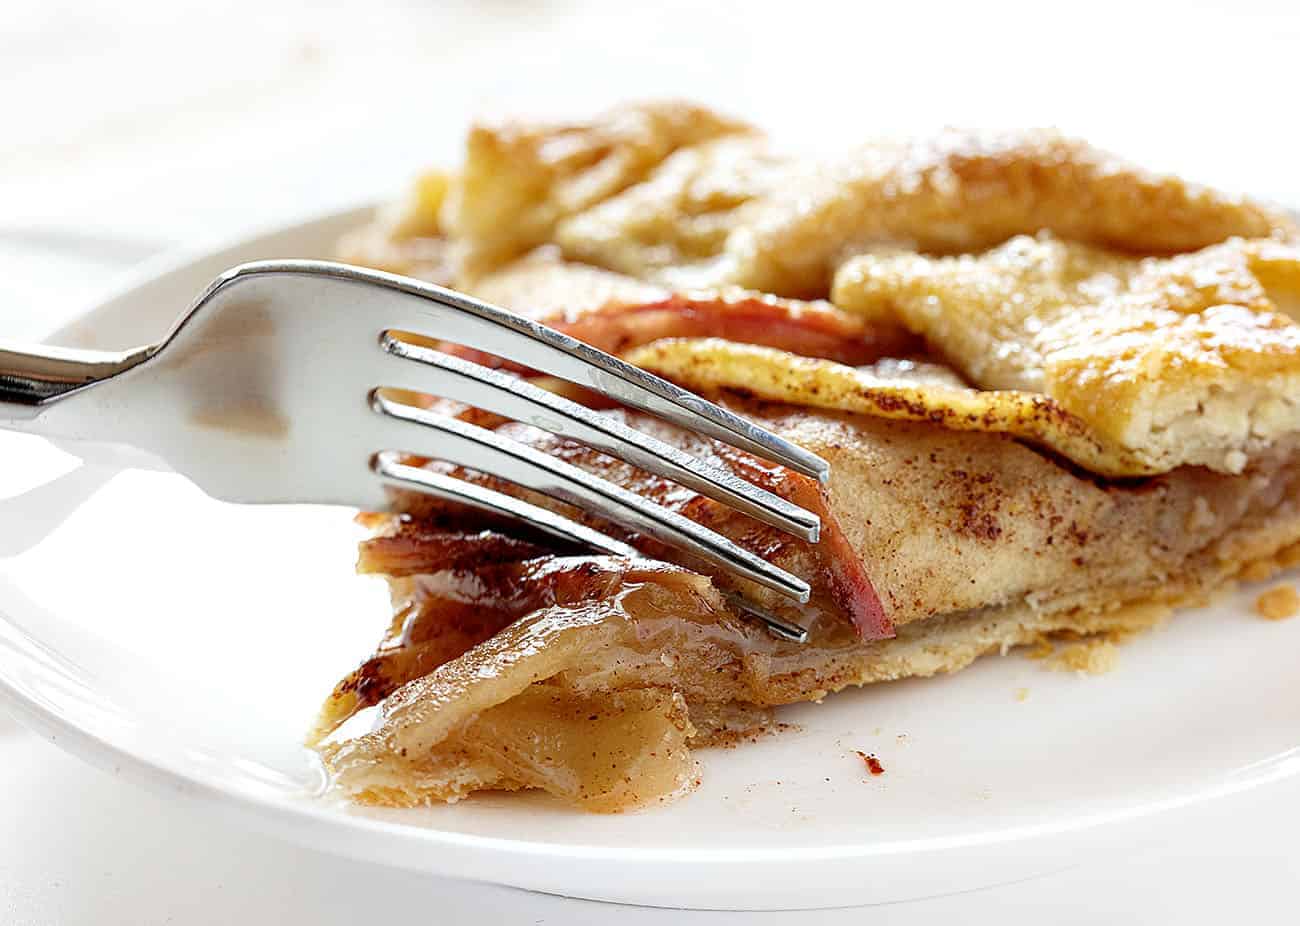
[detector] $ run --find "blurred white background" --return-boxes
[3,1,1300,922]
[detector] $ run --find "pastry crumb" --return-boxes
[1014,687,1030,702]
[1255,584,1300,621]
[1047,638,1118,675]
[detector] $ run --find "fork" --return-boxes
[0,261,825,641]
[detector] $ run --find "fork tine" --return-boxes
[719,591,809,644]
[369,392,812,604]
[372,452,638,556]
[225,262,830,482]
[379,334,821,542]
[374,453,810,642]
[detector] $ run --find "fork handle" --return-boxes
[0,341,151,413]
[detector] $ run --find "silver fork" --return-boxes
[0,261,824,642]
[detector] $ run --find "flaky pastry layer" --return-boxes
[833,235,1300,473]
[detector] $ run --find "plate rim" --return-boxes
[3,203,1300,907]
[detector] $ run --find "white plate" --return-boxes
[2,208,1299,911]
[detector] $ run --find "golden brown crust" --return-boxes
[441,101,753,276]
[833,236,1300,473]
[554,136,793,287]
[728,130,1296,297]
[625,339,1156,476]
[557,128,1296,297]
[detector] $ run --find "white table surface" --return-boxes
[3,1,1300,921]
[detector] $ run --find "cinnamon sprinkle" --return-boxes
[855,750,885,776]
